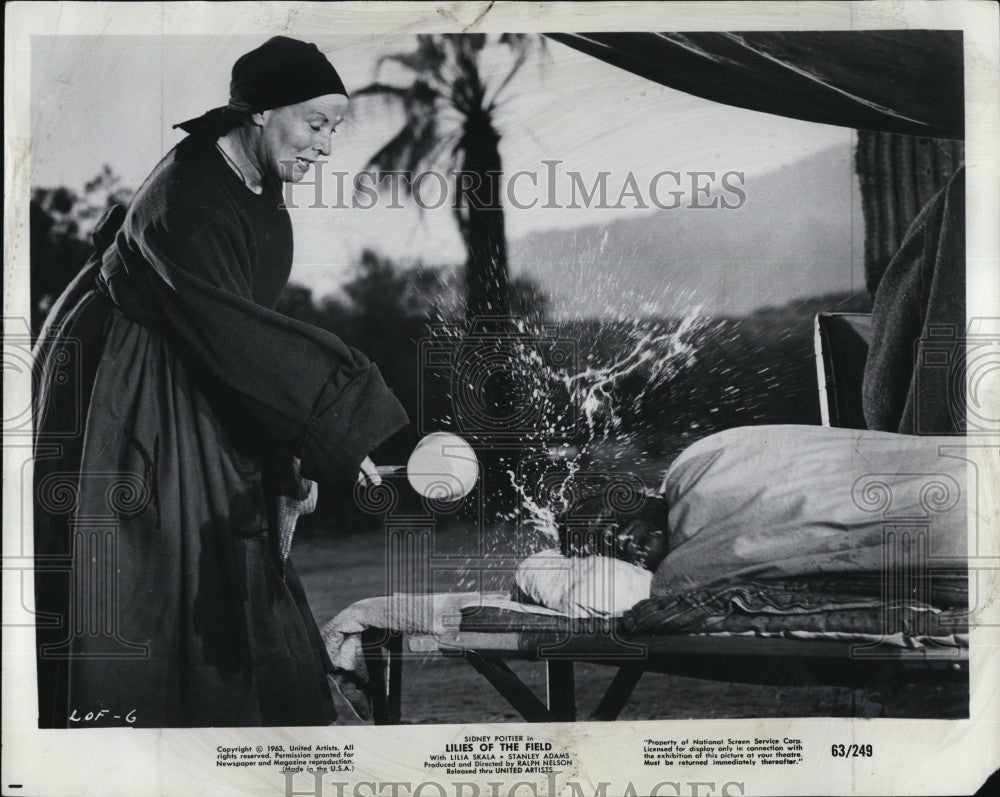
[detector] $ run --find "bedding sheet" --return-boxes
[654,425,968,595]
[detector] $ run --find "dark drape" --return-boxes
[546,31,964,140]
[855,132,965,294]
[862,167,965,435]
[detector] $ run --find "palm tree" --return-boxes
[355,34,542,321]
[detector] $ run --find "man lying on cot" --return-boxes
[321,422,968,721]
[513,424,967,619]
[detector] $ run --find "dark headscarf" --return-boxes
[174,36,348,137]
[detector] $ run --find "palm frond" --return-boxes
[376,36,450,94]
[364,94,445,178]
[487,34,546,111]
[352,82,412,101]
[463,33,487,54]
[451,48,486,115]
[366,126,421,175]
[372,112,428,167]
[423,130,462,170]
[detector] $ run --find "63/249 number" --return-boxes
[831,744,873,757]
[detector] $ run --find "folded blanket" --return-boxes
[320,592,506,719]
[623,579,968,647]
[793,571,968,609]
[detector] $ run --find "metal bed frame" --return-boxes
[359,606,967,724]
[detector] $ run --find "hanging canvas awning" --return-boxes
[546,31,964,139]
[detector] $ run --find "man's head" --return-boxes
[557,488,669,571]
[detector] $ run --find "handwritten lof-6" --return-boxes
[69,709,137,724]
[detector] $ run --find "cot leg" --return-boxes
[849,687,886,718]
[361,630,390,725]
[546,660,576,721]
[465,651,553,722]
[591,663,646,721]
[386,632,403,724]
[850,665,904,718]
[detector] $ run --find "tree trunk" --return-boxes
[458,107,511,321]
[452,108,525,519]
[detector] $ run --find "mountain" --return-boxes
[508,144,867,318]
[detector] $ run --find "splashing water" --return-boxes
[561,308,706,436]
[504,467,558,539]
[488,305,714,548]
[409,256,718,562]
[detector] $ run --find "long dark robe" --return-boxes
[32,135,408,728]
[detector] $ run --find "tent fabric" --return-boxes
[855,132,965,293]
[546,31,964,140]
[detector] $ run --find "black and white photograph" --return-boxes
[4,2,999,795]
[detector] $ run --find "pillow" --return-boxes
[515,549,652,618]
[653,424,967,596]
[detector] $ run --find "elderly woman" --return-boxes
[32,37,407,728]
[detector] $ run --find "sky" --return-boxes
[31,33,860,309]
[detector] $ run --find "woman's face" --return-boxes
[255,94,349,184]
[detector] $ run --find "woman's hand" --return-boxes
[357,456,382,487]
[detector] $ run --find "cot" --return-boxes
[357,604,968,724]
